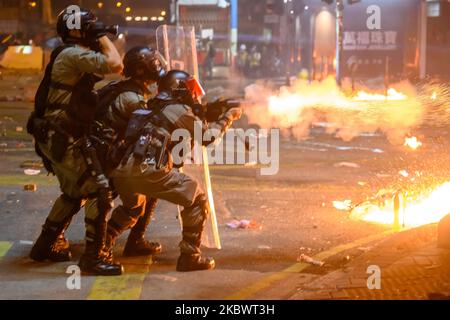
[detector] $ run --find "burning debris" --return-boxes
[350,183,450,229]
[404,136,423,150]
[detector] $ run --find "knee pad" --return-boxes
[181,194,210,230]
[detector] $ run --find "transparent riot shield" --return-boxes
[156,25,221,250]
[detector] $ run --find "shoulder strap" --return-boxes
[34,44,74,117]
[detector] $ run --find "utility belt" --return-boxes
[27,110,76,164]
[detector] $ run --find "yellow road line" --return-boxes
[87,256,152,300]
[0,242,13,258]
[226,230,395,300]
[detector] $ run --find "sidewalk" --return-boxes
[290,224,450,300]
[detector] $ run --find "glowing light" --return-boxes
[158,16,165,21]
[142,16,149,21]
[118,33,124,39]
[29,1,37,8]
[125,6,131,13]
[352,183,450,228]
[404,136,422,150]
[353,88,407,101]
[161,10,167,16]
[125,16,132,21]
[134,16,142,21]
[151,16,158,21]
[116,2,122,8]
[97,2,104,9]
[431,91,438,100]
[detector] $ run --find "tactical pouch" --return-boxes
[125,109,152,143]
[50,132,70,163]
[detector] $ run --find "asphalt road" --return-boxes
[1,74,449,299]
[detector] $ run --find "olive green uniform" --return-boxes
[110,102,233,255]
[37,45,112,240]
[100,81,160,240]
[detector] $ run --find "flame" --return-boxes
[353,88,407,101]
[431,91,438,100]
[351,183,450,228]
[404,136,422,150]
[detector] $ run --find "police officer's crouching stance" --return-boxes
[94,46,166,257]
[27,7,124,275]
[107,70,242,271]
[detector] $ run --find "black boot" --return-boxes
[79,211,123,276]
[79,240,123,276]
[123,198,162,257]
[30,220,72,262]
[176,253,215,272]
[176,195,215,272]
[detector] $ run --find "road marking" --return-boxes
[87,256,152,300]
[226,230,395,300]
[0,242,13,258]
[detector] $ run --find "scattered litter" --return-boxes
[343,255,351,262]
[24,169,41,176]
[20,160,44,169]
[19,240,33,245]
[334,162,360,168]
[358,181,366,186]
[358,246,372,253]
[15,126,23,132]
[299,247,313,252]
[258,245,271,250]
[226,219,262,230]
[0,143,7,148]
[16,142,26,149]
[297,254,324,267]
[23,184,37,192]
[149,275,177,282]
[376,173,391,178]
[332,200,352,211]
[399,170,409,178]
[260,205,268,209]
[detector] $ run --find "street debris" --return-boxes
[149,275,178,282]
[20,160,44,169]
[376,173,392,178]
[258,245,271,250]
[15,126,23,132]
[19,240,33,245]
[0,143,7,148]
[399,170,409,178]
[24,169,41,176]
[226,219,262,230]
[332,200,353,211]
[334,162,360,168]
[23,184,37,192]
[358,246,373,253]
[297,254,324,267]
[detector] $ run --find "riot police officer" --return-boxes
[95,46,166,257]
[106,70,242,272]
[28,7,124,276]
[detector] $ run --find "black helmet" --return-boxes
[56,6,97,44]
[123,46,167,82]
[158,70,205,105]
